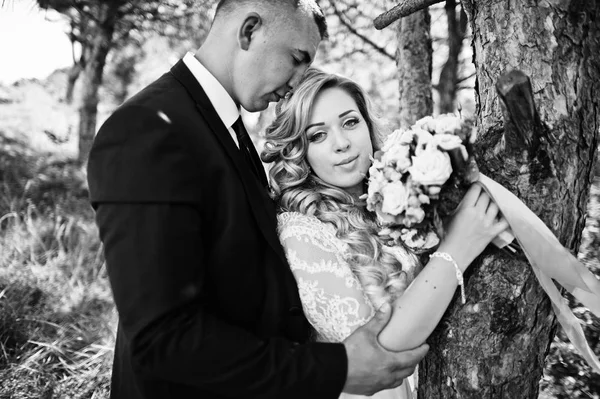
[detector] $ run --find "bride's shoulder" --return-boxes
[278,211,323,229]
[277,211,347,255]
[277,211,335,237]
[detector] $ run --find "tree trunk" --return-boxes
[65,45,91,105]
[437,0,467,114]
[418,1,600,398]
[396,9,432,128]
[65,62,82,105]
[77,4,120,164]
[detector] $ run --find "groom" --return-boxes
[87,1,428,398]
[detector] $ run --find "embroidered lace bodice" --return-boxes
[277,211,417,343]
[277,212,418,399]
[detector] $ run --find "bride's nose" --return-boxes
[333,131,350,152]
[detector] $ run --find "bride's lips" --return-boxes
[337,155,359,166]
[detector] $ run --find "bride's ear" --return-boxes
[238,13,262,51]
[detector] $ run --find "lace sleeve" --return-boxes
[277,212,375,343]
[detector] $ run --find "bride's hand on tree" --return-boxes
[439,183,509,270]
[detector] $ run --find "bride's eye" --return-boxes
[343,117,360,129]
[308,131,326,143]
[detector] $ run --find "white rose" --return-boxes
[380,181,410,216]
[399,129,416,144]
[436,114,464,133]
[431,133,463,151]
[367,167,387,197]
[413,128,433,155]
[383,166,403,182]
[414,128,433,144]
[414,116,435,132]
[431,134,469,162]
[382,129,405,151]
[409,147,453,186]
[382,143,411,173]
[404,206,426,225]
[371,157,385,170]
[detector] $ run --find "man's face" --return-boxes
[234,10,321,112]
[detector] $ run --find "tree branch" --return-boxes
[325,47,372,63]
[374,0,444,30]
[328,0,395,61]
[457,71,475,84]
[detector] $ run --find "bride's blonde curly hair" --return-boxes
[261,68,417,307]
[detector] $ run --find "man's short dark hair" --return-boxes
[215,0,328,39]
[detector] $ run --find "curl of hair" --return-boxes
[263,68,416,307]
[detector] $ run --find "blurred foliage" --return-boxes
[0,135,89,219]
[37,0,216,49]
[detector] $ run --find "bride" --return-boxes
[261,68,508,398]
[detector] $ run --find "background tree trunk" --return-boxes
[396,9,433,128]
[65,62,82,105]
[437,0,467,114]
[418,1,600,398]
[77,4,120,164]
[64,30,87,104]
[65,46,91,105]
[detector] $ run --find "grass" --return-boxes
[0,150,115,399]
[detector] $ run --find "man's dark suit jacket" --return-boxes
[87,60,348,399]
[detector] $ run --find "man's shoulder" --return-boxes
[120,71,189,113]
[99,70,204,133]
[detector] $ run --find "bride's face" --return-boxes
[305,87,373,197]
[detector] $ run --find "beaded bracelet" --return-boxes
[430,251,466,304]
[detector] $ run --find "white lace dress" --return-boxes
[277,211,418,399]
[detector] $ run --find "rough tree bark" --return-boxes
[396,9,433,128]
[418,1,600,398]
[77,2,122,164]
[437,0,467,113]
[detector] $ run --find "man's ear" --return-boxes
[238,13,262,51]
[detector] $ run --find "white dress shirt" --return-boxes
[182,52,240,148]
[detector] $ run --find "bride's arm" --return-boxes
[378,184,509,352]
[278,213,375,343]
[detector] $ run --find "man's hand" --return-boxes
[342,302,429,396]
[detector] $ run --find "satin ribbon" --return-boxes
[478,173,600,373]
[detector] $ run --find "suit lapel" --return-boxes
[169,60,288,266]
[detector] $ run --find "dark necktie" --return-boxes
[232,117,269,188]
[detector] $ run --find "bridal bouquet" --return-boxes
[364,114,480,252]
